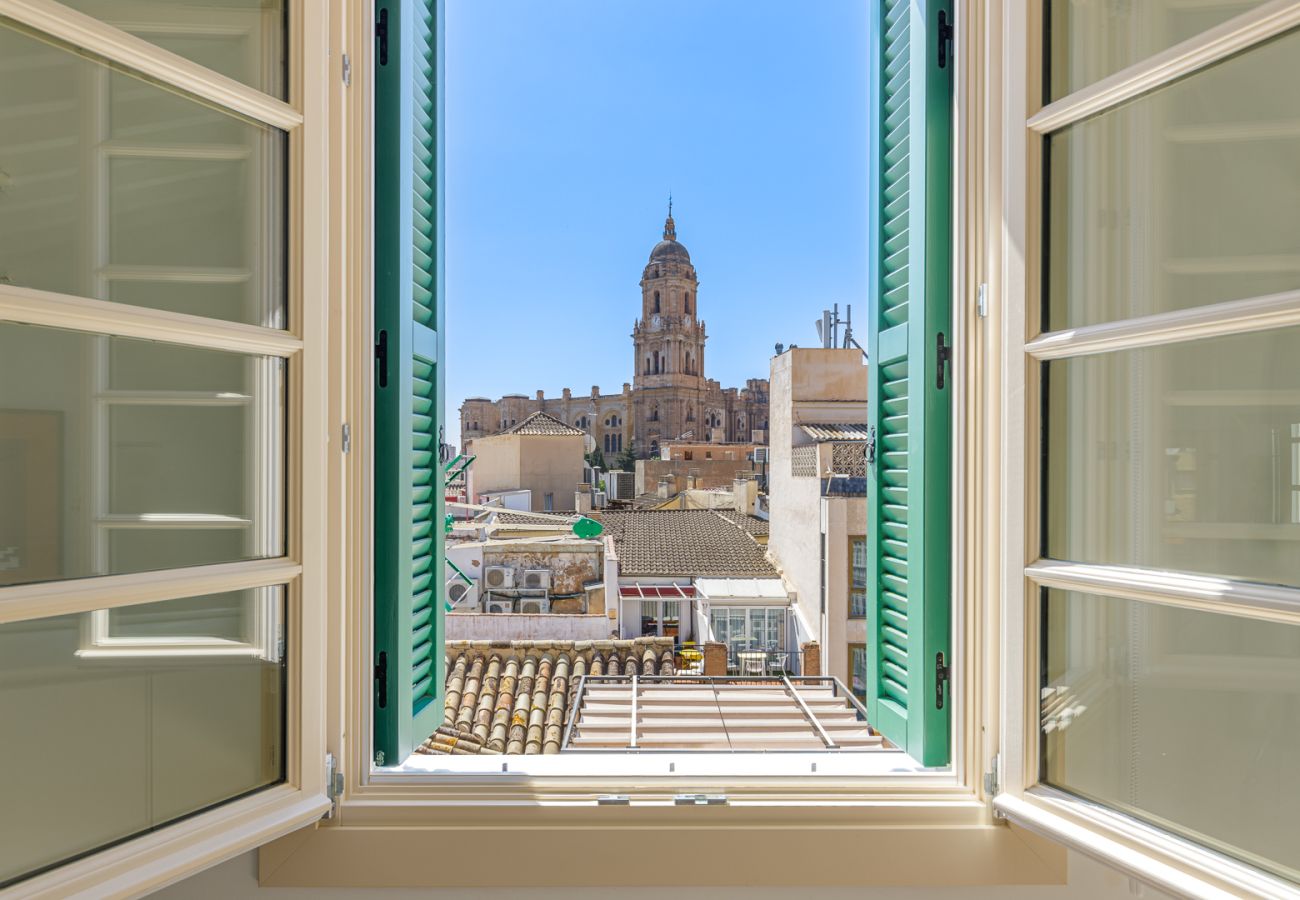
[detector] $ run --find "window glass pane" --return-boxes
[0,322,285,587]
[1045,0,1268,102]
[850,644,867,700]
[0,20,286,327]
[50,0,286,98]
[1044,326,1300,589]
[1042,589,1300,883]
[109,590,246,641]
[1044,27,1300,330]
[0,589,284,887]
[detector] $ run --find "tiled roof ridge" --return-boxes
[506,410,585,436]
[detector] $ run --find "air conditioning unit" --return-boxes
[483,566,514,589]
[521,569,551,590]
[519,598,550,615]
[447,581,479,609]
[753,447,769,463]
[592,491,607,508]
[485,598,513,614]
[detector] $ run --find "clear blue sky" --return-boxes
[446,1,869,442]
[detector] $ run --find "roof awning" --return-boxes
[619,583,696,600]
[694,577,789,603]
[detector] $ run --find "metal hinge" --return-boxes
[936,332,952,390]
[341,423,351,454]
[375,329,388,388]
[341,52,352,87]
[374,650,388,709]
[935,651,950,709]
[324,753,344,819]
[376,7,389,67]
[976,282,989,318]
[937,8,954,69]
[597,795,631,805]
[674,794,727,806]
[984,753,1006,820]
[865,424,877,466]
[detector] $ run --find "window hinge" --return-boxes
[984,753,1006,820]
[341,52,352,87]
[937,8,954,69]
[935,651,950,709]
[674,794,727,806]
[865,424,877,466]
[936,332,952,390]
[376,7,389,67]
[597,795,631,805]
[324,753,344,819]
[976,282,989,318]
[375,329,388,388]
[374,650,388,710]
[341,423,351,454]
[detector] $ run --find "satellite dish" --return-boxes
[584,433,596,453]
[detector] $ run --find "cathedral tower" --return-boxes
[631,204,708,451]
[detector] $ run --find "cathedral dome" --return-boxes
[649,238,690,263]
[648,206,690,264]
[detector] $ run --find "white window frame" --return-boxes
[265,2,1075,891]
[990,2,1300,898]
[0,0,332,895]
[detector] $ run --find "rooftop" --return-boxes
[800,423,871,441]
[595,509,777,578]
[504,411,586,436]
[714,509,770,537]
[421,638,675,756]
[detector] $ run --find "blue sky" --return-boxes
[446,1,869,441]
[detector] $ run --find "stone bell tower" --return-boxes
[631,203,708,450]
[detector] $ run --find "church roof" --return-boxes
[505,411,585,436]
[648,207,691,263]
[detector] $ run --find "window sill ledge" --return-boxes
[259,801,1067,889]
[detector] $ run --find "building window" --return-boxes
[705,451,712,460]
[684,451,693,461]
[709,607,787,669]
[684,291,692,314]
[543,493,554,513]
[849,643,867,701]
[652,351,659,374]
[653,291,660,313]
[850,537,867,618]
[639,600,680,639]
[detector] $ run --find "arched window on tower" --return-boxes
[686,406,694,422]
[684,291,692,315]
[653,291,660,313]
[650,404,659,422]
[652,351,659,374]
[644,357,650,375]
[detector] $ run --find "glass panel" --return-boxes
[1044,27,1300,330]
[0,20,286,327]
[1042,589,1300,883]
[1044,326,1300,589]
[0,589,284,888]
[51,0,286,98]
[0,322,285,587]
[1045,0,1268,102]
[850,536,868,617]
[108,590,246,641]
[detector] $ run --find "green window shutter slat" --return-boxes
[374,0,446,765]
[865,0,953,768]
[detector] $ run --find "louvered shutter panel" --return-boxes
[374,0,445,764]
[865,0,953,768]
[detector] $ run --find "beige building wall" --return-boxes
[469,432,584,513]
[766,348,869,684]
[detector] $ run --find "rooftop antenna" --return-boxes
[817,304,868,360]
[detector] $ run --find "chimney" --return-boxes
[562,387,572,400]
[535,390,544,401]
[591,385,600,398]
[575,484,592,514]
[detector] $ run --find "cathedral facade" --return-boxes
[459,210,770,459]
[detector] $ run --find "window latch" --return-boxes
[865,424,877,467]
[324,753,344,819]
[376,7,389,67]
[674,794,727,806]
[936,331,952,391]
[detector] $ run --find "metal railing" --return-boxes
[558,674,872,752]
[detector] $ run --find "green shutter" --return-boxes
[865,0,953,768]
[374,0,445,765]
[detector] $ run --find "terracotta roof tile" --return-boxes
[594,509,776,578]
[505,411,586,436]
[800,423,870,441]
[419,638,675,755]
[714,509,770,536]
